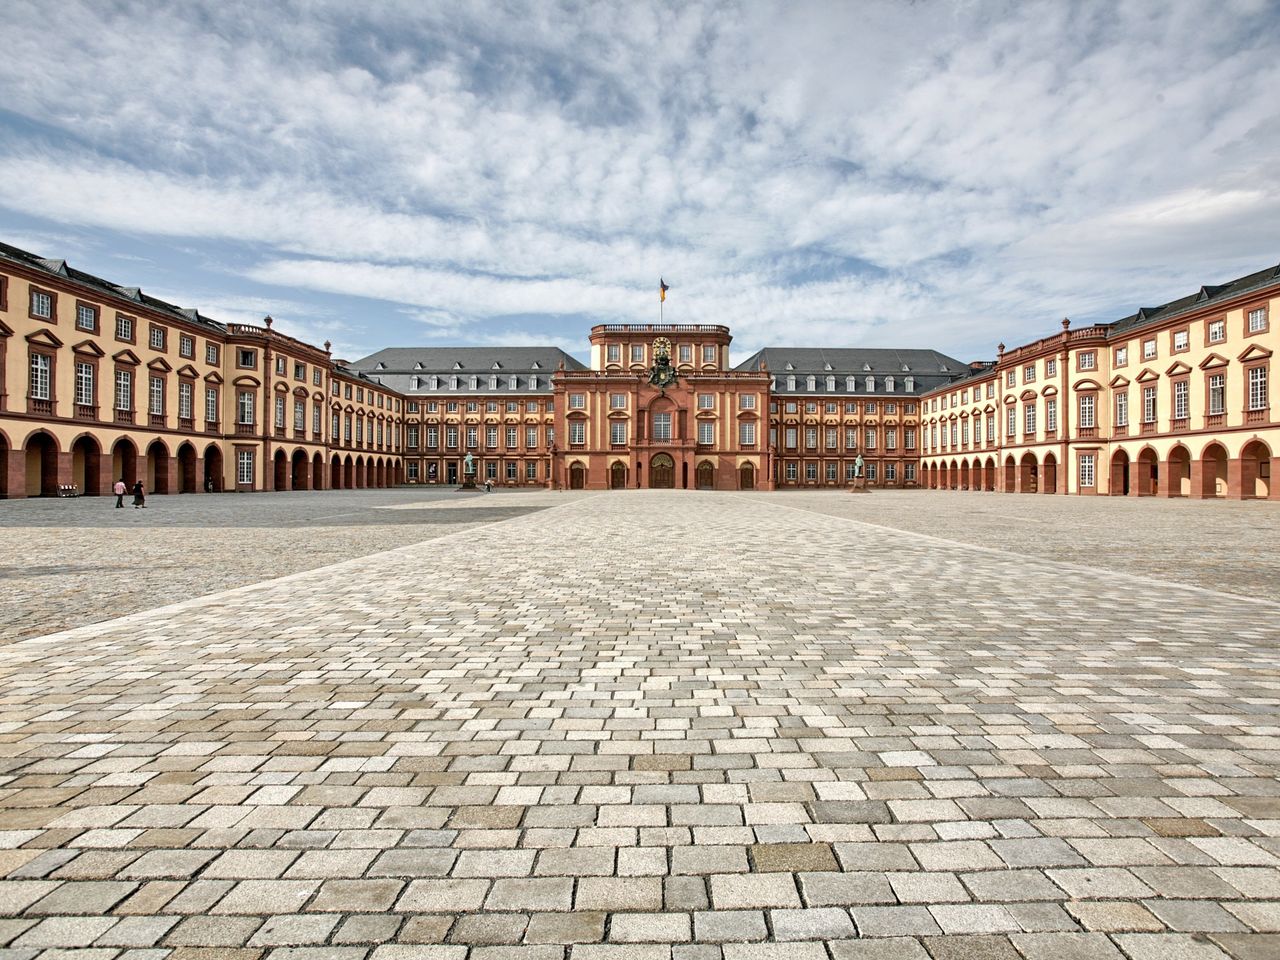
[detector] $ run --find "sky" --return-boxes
[1,0,1278,365]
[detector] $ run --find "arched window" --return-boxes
[865,376,875,392]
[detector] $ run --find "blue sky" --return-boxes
[1,0,1278,365]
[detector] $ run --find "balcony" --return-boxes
[1171,417,1189,432]
[114,410,134,425]
[75,404,97,421]
[206,421,220,433]
[30,398,53,416]
[179,417,194,431]
[1113,424,1128,436]
[1077,426,1096,439]
[274,426,286,438]
[1246,408,1269,424]
[1206,414,1224,429]
[236,422,256,436]
[149,414,166,428]
[294,429,306,440]
[1141,421,1157,435]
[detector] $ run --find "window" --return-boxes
[179,335,194,358]
[630,344,644,363]
[569,394,585,409]
[702,345,716,364]
[76,302,98,332]
[885,463,896,482]
[986,414,995,439]
[569,421,586,445]
[1078,394,1095,428]
[205,387,218,423]
[29,288,53,320]
[179,381,193,419]
[294,398,306,431]
[609,393,626,409]
[274,395,285,428]
[314,368,323,386]
[1005,370,1016,388]
[865,376,875,392]
[424,426,436,449]
[1080,454,1095,488]
[506,427,518,448]
[407,462,419,482]
[274,356,286,376]
[116,314,134,342]
[1023,364,1036,384]
[1142,339,1156,360]
[805,427,817,448]
[115,370,133,411]
[806,376,817,392]
[505,461,517,481]
[1208,319,1225,343]
[865,428,877,450]
[1115,392,1128,427]
[886,427,897,450]
[785,427,797,449]
[28,353,52,401]
[149,376,165,416]
[238,349,256,368]
[526,461,538,481]
[805,402,817,414]
[607,344,620,363]
[1006,407,1016,436]
[697,393,714,409]
[294,362,306,380]
[865,401,876,414]
[237,450,254,485]
[865,462,877,482]
[526,427,538,448]
[825,428,837,449]
[1248,306,1268,333]
[446,425,458,448]
[1078,351,1096,371]
[610,421,627,445]
[698,421,714,445]
[1114,347,1127,367]
[825,462,837,482]
[313,403,321,434]
[1045,359,1056,377]
[206,343,219,365]
[237,390,255,424]
[1249,366,1268,410]
[1045,398,1057,433]
[466,426,477,448]
[785,462,798,481]
[739,422,756,446]
[1173,380,1189,420]
[739,394,756,410]
[904,376,914,391]
[905,463,916,482]
[653,412,672,441]
[679,344,692,363]
[150,326,166,351]
[75,361,94,406]
[486,426,498,448]
[1142,385,1157,423]
[1208,374,1225,416]
[805,462,818,481]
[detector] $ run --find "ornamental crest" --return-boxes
[648,336,679,389]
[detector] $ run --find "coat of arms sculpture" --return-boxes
[648,336,679,390]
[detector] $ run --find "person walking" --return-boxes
[113,478,127,508]
[132,479,146,509]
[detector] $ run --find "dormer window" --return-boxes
[469,376,478,389]
[531,361,541,369]
[806,376,817,391]
[785,362,794,371]
[411,376,422,389]
[786,375,796,390]
[492,361,501,370]
[489,375,498,389]
[823,362,833,371]
[453,361,463,370]
[529,375,539,389]
[865,376,875,392]
[885,376,895,392]
[863,362,871,372]
[450,376,459,389]
[905,376,914,391]
[826,376,836,391]
[415,361,425,370]
[846,377,855,391]
[940,364,949,372]
[375,362,386,370]
[430,376,440,389]
[901,364,910,372]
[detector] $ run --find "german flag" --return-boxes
[660,278,669,303]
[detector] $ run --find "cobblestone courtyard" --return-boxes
[2,490,1279,960]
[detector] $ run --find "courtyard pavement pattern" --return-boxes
[1,490,1280,960]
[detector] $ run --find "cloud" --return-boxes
[0,0,1277,361]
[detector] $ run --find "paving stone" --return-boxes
[574,878,663,912]
[693,911,767,943]
[1111,933,1235,959]
[920,935,1021,959]
[851,906,942,937]
[749,844,836,873]
[1010,933,1125,960]
[523,911,605,944]
[608,912,691,943]
[708,874,799,910]
[768,906,855,940]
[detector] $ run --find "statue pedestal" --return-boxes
[460,477,478,490]
[849,478,871,493]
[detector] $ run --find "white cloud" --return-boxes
[0,0,1276,360]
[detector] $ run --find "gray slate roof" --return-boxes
[1107,263,1280,337]
[734,348,968,396]
[349,347,587,395]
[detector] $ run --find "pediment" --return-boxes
[26,328,64,349]
[1040,385,1058,397]
[1199,352,1230,370]
[1134,368,1160,383]
[72,339,106,357]
[113,348,141,366]
[232,374,261,387]
[1018,389,1038,401]
[293,386,309,397]
[203,371,224,384]
[176,364,200,379]
[146,357,173,373]
[1109,374,1130,388]
[1164,361,1192,377]
[1238,343,1273,362]
[0,318,15,337]
[1072,378,1102,391]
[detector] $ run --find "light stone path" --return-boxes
[1,490,1279,960]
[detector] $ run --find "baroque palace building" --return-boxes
[0,239,1276,499]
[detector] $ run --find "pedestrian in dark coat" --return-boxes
[132,480,146,509]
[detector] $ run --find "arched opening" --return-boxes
[1019,452,1038,493]
[273,449,289,492]
[176,442,198,494]
[1110,449,1131,496]
[1136,448,1158,497]
[24,432,59,497]
[959,460,970,491]
[696,460,715,490]
[1003,456,1016,493]
[650,453,675,489]
[331,454,342,489]
[344,455,354,489]
[291,449,309,491]
[1042,453,1057,494]
[0,434,8,498]
[377,459,386,488]
[112,437,138,489]
[1241,439,1272,499]
[355,456,366,489]
[569,461,587,490]
[1200,443,1228,499]
[71,435,103,496]
[739,462,755,490]
[147,440,171,495]
[204,444,223,492]
[609,461,627,489]
[312,452,325,491]
[930,463,939,489]
[984,457,996,491]
[1166,445,1191,498]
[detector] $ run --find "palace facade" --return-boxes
[0,239,1275,499]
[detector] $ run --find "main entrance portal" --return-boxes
[650,453,675,489]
